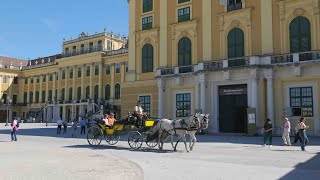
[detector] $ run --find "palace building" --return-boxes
[1,0,320,136]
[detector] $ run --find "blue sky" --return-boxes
[0,0,128,60]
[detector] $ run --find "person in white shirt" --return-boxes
[133,101,147,126]
[57,119,63,135]
[282,117,291,146]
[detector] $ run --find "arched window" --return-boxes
[29,92,33,103]
[42,90,46,103]
[24,92,27,104]
[142,44,153,73]
[48,90,53,101]
[86,86,90,99]
[55,89,58,100]
[77,87,81,100]
[105,84,111,100]
[178,37,192,66]
[94,85,99,99]
[228,28,244,58]
[35,91,40,103]
[290,16,311,53]
[69,88,73,100]
[115,83,121,99]
[61,88,65,101]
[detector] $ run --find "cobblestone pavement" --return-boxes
[0,124,320,180]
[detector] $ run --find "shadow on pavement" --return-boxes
[280,152,320,180]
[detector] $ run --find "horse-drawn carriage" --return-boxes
[86,114,159,150]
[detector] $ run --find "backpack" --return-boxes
[16,121,20,128]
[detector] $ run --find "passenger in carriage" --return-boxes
[107,113,117,128]
[102,114,110,127]
[133,101,147,126]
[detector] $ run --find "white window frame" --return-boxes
[174,91,193,119]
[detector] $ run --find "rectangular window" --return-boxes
[3,76,8,83]
[80,44,85,54]
[25,78,28,84]
[178,0,190,4]
[178,7,190,22]
[142,16,153,30]
[72,46,77,55]
[115,64,120,74]
[43,76,46,82]
[227,0,242,12]
[13,77,18,84]
[36,77,40,83]
[2,94,8,104]
[95,65,99,76]
[78,67,82,78]
[70,68,73,79]
[56,73,59,81]
[98,40,103,50]
[106,65,111,75]
[12,94,17,104]
[31,78,34,84]
[176,93,191,117]
[62,70,66,80]
[65,47,69,56]
[86,66,90,77]
[290,87,313,117]
[143,0,153,13]
[107,40,111,50]
[49,74,53,81]
[139,96,151,116]
[89,42,93,52]
[126,63,128,72]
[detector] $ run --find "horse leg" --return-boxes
[182,135,189,153]
[171,135,175,149]
[158,133,163,150]
[174,137,180,152]
[190,133,196,151]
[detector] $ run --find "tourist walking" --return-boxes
[80,118,86,135]
[71,119,78,137]
[299,117,309,151]
[262,119,272,147]
[63,120,68,134]
[282,118,291,146]
[10,118,19,141]
[292,121,302,145]
[57,119,63,135]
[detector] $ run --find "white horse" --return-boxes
[170,114,210,151]
[152,114,201,152]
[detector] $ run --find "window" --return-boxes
[176,93,191,117]
[77,87,81,100]
[3,76,8,83]
[42,90,46,103]
[142,16,153,30]
[139,96,151,116]
[70,68,73,79]
[86,86,90,99]
[178,37,192,66]
[178,7,190,22]
[86,66,90,77]
[48,90,53,101]
[107,40,111,51]
[25,78,28,84]
[142,44,154,73]
[2,94,8,104]
[178,0,190,3]
[290,16,311,53]
[61,88,65,101]
[13,77,18,84]
[94,85,99,99]
[72,46,77,55]
[31,78,34,84]
[55,89,58,100]
[78,67,82,78]
[35,91,40,103]
[115,84,121,99]
[143,0,153,13]
[89,42,93,52]
[29,92,33,103]
[227,0,242,12]
[106,65,111,75]
[69,88,73,100]
[98,40,103,50]
[95,64,99,76]
[56,73,59,81]
[49,74,53,81]
[12,95,17,105]
[36,77,40,83]
[115,64,120,73]
[62,70,66,80]
[43,76,46,83]
[65,47,69,56]
[228,28,244,58]
[80,44,85,54]
[290,87,313,117]
[24,92,27,104]
[105,84,110,100]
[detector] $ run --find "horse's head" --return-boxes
[200,113,210,130]
[192,113,201,129]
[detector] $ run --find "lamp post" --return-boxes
[2,97,12,126]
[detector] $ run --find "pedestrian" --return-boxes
[71,119,78,137]
[282,117,291,146]
[63,119,68,134]
[299,117,309,151]
[57,119,63,135]
[292,121,302,146]
[10,118,19,141]
[262,118,272,147]
[80,118,86,135]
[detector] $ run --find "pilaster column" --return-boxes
[73,66,76,100]
[27,77,31,103]
[65,67,69,101]
[47,106,52,122]
[57,69,61,100]
[53,73,56,100]
[62,105,66,120]
[81,65,85,100]
[199,74,207,113]
[195,79,200,110]
[33,76,36,103]
[251,69,258,117]
[127,0,136,81]
[110,63,115,99]
[8,76,13,100]
[158,79,163,118]
[120,62,125,83]
[202,0,212,61]
[18,77,24,103]
[0,76,2,99]
[266,70,274,123]
[159,0,168,67]
[98,62,103,99]
[211,82,219,133]
[45,74,49,102]
[90,63,94,99]
[39,75,43,103]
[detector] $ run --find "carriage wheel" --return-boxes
[146,139,158,148]
[106,132,120,145]
[87,127,102,146]
[128,131,143,150]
